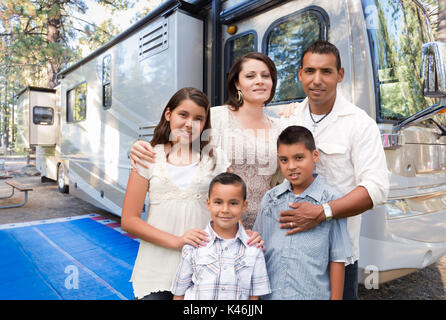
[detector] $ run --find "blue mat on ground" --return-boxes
[0,215,139,300]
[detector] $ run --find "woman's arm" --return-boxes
[121,170,208,250]
[329,261,345,300]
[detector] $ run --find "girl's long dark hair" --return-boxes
[151,87,213,158]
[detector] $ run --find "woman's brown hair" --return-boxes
[151,87,212,156]
[225,52,277,111]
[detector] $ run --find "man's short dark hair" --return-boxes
[300,40,341,71]
[208,172,247,200]
[277,126,316,152]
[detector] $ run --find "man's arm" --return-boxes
[279,186,372,235]
[329,261,345,300]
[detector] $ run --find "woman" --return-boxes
[130,52,280,229]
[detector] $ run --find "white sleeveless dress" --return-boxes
[130,144,230,298]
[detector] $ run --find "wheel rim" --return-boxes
[58,165,65,189]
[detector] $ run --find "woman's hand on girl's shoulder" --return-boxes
[130,140,156,169]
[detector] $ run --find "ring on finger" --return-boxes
[290,222,294,228]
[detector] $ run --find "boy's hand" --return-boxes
[278,202,325,235]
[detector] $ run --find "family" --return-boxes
[121,40,390,300]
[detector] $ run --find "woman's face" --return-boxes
[164,99,207,145]
[235,58,273,106]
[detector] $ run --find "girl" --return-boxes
[129,53,281,230]
[121,87,229,300]
[122,87,262,300]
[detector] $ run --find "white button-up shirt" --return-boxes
[279,92,390,261]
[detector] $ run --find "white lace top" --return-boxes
[130,144,230,298]
[211,106,280,229]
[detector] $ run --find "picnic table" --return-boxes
[0,178,33,209]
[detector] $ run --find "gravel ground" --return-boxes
[0,157,445,300]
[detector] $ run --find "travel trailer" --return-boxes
[16,0,446,284]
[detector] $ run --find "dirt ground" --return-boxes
[0,157,445,300]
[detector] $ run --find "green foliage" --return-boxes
[0,0,135,152]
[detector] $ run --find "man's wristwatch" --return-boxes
[322,203,333,221]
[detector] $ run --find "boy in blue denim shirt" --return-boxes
[253,126,353,299]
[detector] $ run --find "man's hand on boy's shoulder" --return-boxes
[278,202,325,235]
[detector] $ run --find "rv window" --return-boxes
[224,31,257,101]
[265,10,325,104]
[33,107,54,125]
[363,0,439,123]
[102,55,112,109]
[67,82,87,123]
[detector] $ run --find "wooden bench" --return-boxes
[0,179,33,209]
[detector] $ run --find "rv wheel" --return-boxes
[57,164,69,193]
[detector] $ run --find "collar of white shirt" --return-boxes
[281,91,357,130]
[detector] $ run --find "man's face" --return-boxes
[298,52,344,110]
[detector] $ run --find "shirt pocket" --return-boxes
[317,143,351,175]
[234,255,257,294]
[194,255,219,285]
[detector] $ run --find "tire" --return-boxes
[41,176,53,183]
[57,163,69,194]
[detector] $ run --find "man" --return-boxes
[279,40,389,299]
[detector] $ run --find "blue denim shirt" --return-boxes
[253,174,354,300]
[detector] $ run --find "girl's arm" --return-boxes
[121,170,208,250]
[329,261,345,300]
[173,295,184,300]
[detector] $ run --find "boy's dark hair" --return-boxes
[208,172,247,201]
[300,40,341,71]
[277,126,316,151]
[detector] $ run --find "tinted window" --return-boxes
[224,32,257,101]
[33,107,54,125]
[363,0,437,121]
[265,10,326,103]
[67,82,87,123]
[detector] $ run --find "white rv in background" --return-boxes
[16,0,446,284]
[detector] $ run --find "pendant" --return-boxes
[312,123,317,131]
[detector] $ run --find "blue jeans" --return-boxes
[343,261,358,300]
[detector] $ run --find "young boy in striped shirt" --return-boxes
[171,172,271,300]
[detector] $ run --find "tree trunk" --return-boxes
[46,15,62,89]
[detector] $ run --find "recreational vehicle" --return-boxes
[16,0,446,284]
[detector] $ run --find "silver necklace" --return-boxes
[309,106,332,131]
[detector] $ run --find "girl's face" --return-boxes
[235,58,273,106]
[164,99,207,145]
